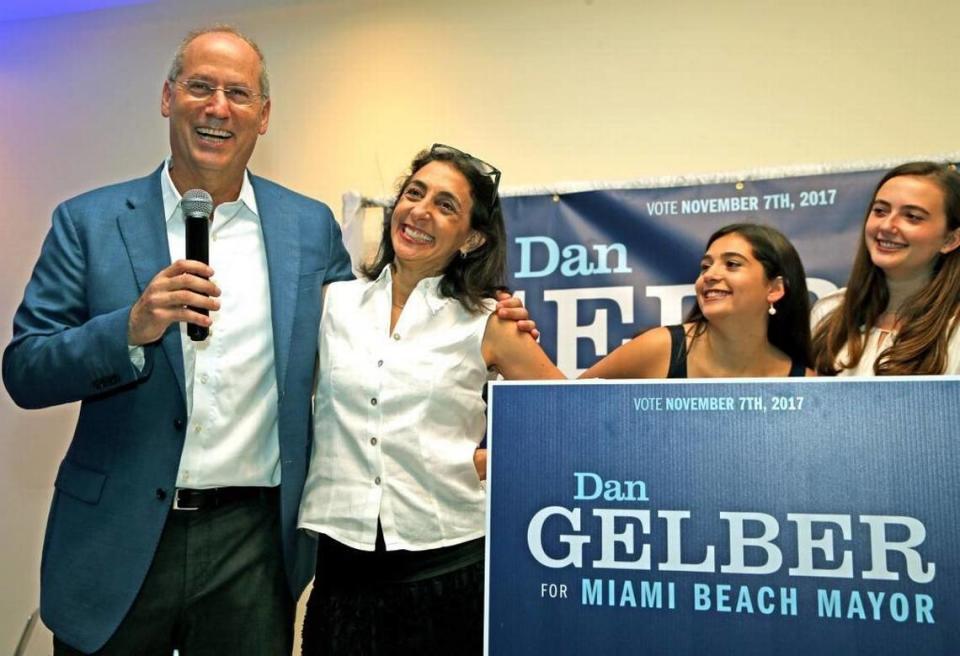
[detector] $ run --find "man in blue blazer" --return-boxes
[3,26,353,654]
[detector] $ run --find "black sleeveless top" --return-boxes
[666,324,806,378]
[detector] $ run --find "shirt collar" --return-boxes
[160,157,259,223]
[363,264,450,316]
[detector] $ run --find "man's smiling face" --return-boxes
[161,31,270,192]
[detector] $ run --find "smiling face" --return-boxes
[864,175,960,281]
[695,232,784,322]
[390,160,483,276]
[161,31,270,197]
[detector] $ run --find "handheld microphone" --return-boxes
[182,189,213,342]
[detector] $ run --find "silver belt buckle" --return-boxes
[172,489,200,511]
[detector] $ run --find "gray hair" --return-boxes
[166,25,270,98]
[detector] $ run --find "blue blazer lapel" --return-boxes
[116,166,187,404]
[252,175,300,399]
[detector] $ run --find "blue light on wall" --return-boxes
[0,0,157,22]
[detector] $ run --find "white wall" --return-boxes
[2,0,958,651]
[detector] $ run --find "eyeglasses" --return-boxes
[430,143,501,206]
[173,78,265,107]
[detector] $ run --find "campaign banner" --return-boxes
[500,168,900,376]
[485,378,959,655]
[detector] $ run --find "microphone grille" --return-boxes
[182,188,214,219]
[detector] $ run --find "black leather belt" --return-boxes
[172,486,278,511]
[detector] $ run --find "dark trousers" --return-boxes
[54,490,293,656]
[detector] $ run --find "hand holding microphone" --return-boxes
[183,189,213,341]
[127,189,220,346]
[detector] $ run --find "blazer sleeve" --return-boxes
[2,201,147,409]
[323,208,356,285]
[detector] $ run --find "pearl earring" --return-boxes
[768,303,777,316]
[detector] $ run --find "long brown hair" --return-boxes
[812,162,960,375]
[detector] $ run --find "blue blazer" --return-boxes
[2,166,353,652]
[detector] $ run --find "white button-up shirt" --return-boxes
[160,161,281,488]
[299,266,494,551]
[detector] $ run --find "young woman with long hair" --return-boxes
[582,223,813,379]
[811,162,960,375]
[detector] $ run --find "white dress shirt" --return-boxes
[160,161,281,488]
[811,287,960,375]
[298,266,494,551]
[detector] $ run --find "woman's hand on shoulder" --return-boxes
[578,325,673,379]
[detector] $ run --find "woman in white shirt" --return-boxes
[298,144,564,655]
[811,162,960,375]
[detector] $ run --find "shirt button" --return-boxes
[374,476,381,485]
[370,398,378,406]
[370,437,378,446]
[377,359,384,367]
[199,373,209,384]
[392,333,400,341]
[194,425,202,433]
[155,488,167,501]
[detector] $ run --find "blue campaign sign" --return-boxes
[501,171,885,375]
[485,378,959,655]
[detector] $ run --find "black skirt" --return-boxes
[302,528,485,656]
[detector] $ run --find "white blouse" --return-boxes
[810,288,960,375]
[298,266,495,551]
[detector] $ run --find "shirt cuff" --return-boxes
[128,344,145,372]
